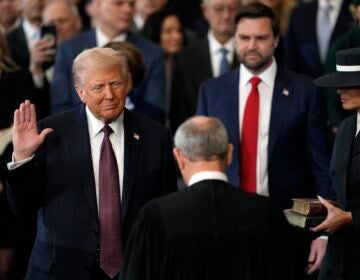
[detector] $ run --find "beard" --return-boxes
[238,50,273,72]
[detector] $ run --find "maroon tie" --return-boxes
[240,77,261,193]
[99,125,123,278]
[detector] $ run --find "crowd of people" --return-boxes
[1,0,360,279]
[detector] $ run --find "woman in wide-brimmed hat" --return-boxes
[313,47,360,280]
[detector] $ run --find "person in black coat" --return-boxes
[314,47,360,280]
[120,116,297,280]
[0,31,48,280]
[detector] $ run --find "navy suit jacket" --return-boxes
[52,30,166,122]
[6,23,30,69]
[170,38,239,132]
[284,0,352,78]
[6,107,177,280]
[197,67,333,209]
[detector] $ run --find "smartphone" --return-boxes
[40,25,57,70]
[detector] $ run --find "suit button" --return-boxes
[92,230,98,237]
[331,170,335,176]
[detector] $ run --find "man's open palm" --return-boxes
[12,100,53,161]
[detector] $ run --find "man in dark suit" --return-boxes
[169,0,241,133]
[120,116,297,280]
[313,47,360,280]
[52,0,166,123]
[6,0,44,69]
[197,3,333,277]
[5,47,177,280]
[284,0,352,79]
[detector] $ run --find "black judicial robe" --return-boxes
[120,179,298,280]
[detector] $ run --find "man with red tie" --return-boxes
[5,47,177,280]
[197,3,333,278]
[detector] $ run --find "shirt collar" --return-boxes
[319,0,341,11]
[240,58,277,89]
[208,31,234,55]
[188,171,228,187]
[86,106,124,139]
[95,27,127,47]
[22,19,40,42]
[133,14,145,31]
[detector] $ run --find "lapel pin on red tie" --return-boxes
[133,133,140,140]
[282,88,289,96]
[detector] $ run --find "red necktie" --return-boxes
[240,77,261,193]
[99,125,123,278]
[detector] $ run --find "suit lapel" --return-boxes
[332,116,356,207]
[69,106,98,226]
[122,110,142,220]
[88,30,97,46]
[331,0,351,42]
[126,31,138,46]
[231,52,240,70]
[352,133,360,156]
[298,2,322,71]
[197,39,213,78]
[10,24,30,67]
[268,68,291,160]
[225,70,240,185]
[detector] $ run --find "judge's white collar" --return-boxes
[188,171,228,187]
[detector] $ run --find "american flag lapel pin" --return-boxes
[282,88,289,96]
[133,132,140,140]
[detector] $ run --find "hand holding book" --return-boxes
[284,197,338,229]
[310,196,352,234]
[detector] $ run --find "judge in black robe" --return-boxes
[120,116,298,280]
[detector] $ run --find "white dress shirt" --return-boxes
[317,0,342,32]
[238,59,277,196]
[22,19,40,49]
[95,27,127,47]
[133,14,145,31]
[207,31,235,78]
[86,107,125,210]
[188,171,228,187]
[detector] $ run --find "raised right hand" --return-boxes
[12,100,53,161]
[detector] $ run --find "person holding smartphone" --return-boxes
[29,0,81,86]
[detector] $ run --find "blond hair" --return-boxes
[72,47,132,87]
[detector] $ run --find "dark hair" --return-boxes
[104,41,145,89]
[141,8,186,46]
[234,3,280,37]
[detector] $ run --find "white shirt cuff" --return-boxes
[7,154,35,170]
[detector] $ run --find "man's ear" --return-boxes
[173,148,185,170]
[126,73,133,93]
[225,143,233,167]
[274,35,280,49]
[75,85,86,103]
